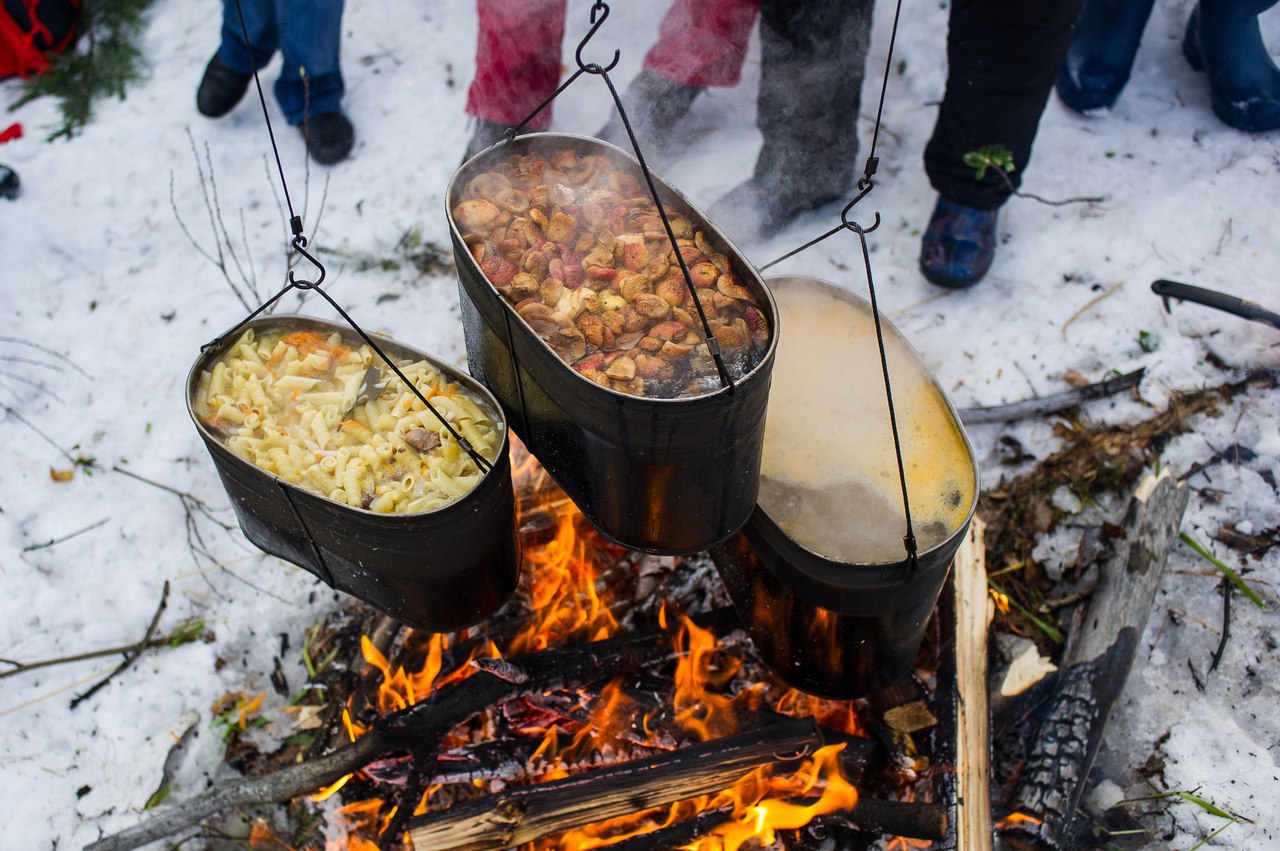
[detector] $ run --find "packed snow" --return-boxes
[1,0,1277,848]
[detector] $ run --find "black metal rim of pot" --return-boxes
[187,314,521,633]
[449,132,779,556]
[748,275,978,615]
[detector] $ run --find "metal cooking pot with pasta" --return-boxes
[186,315,519,632]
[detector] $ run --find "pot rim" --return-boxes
[186,313,511,519]
[448,130,778,405]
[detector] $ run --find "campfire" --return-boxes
[276,437,950,851]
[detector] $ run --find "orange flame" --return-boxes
[995,811,1044,830]
[509,510,620,657]
[886,837,934,850]
[672,612,740,741]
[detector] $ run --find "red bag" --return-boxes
[0,0,79,80]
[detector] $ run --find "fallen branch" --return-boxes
[85,608,739,851]
[0,620,199,681]
[21,516,111,552]
[70,581,170,710]
[959,368,1144,425]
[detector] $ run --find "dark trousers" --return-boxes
[924,0,1083,210]
[754,0,874,192]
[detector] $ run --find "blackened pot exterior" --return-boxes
[449,133,777,555]
[187,316,519,633]
[710,509,967,699]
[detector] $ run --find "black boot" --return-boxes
[1056,0,1158,112]
[300,112,355,165]
[196,54,252,118]
[1183,0,1280,131]
[595,70,703,157]
[0,164,19,200]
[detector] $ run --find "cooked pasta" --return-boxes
[193,327,502,514]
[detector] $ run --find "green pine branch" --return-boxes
[10,0,156,141]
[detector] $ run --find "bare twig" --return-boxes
[0,402,77,462]
[960,367,1145,425]
[1062,282,1124,340]
[995,166,1105,207]
[0,368,62,402]
[1209,577,1232,673]
[22,516,110,552]
[69,582,170,709]
[170,129,258,310]
[110,465,235,581]
[0,336,91,378]
[0,618,199,681]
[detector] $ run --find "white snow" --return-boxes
[1,0,1277,848]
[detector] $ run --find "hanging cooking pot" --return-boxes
[448,132,777,555]
[187,315,519,632]
[710,276,979,699]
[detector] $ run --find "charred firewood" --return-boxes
[406,717,837,851]
[1000,472,1188,850]
[87,607,740,851]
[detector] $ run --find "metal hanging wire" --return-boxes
[480,0,735,393]
[756,0,918,571]
[202,0,493,474]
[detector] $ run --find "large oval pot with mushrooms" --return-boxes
[448,133,777,555]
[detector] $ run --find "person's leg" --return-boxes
[197,0,277,119]
[711,0,874,243]
[1184,0,1280,132]
[273,0,345,125]
[464,0,567,158]
[920,0,1082,288]
[925,0,1082,210]
[1056,0,1157,112]
[598,0,760,153]
[643,0,759,88]
[218,0,279,74]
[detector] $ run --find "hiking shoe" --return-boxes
[0,164,19,200]
[197,54,252,118]
[300,111,355,165]
[919,197,998,289]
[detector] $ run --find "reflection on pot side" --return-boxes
[758,277,976,563]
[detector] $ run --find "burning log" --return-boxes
[1001,471,1189,850]
[86,607,740,851]
[406,717,858,851]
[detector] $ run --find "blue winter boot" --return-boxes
[1183,0,1280,131]
[1057,0,1158,112]
[919,198,999,289]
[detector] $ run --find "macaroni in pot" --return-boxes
[192,327,501,514]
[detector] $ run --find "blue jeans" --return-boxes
[218,0,345,125]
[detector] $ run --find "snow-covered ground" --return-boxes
[1,0,1277,848]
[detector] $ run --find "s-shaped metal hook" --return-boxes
[288,234,327,290]
[575,1,620,74]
